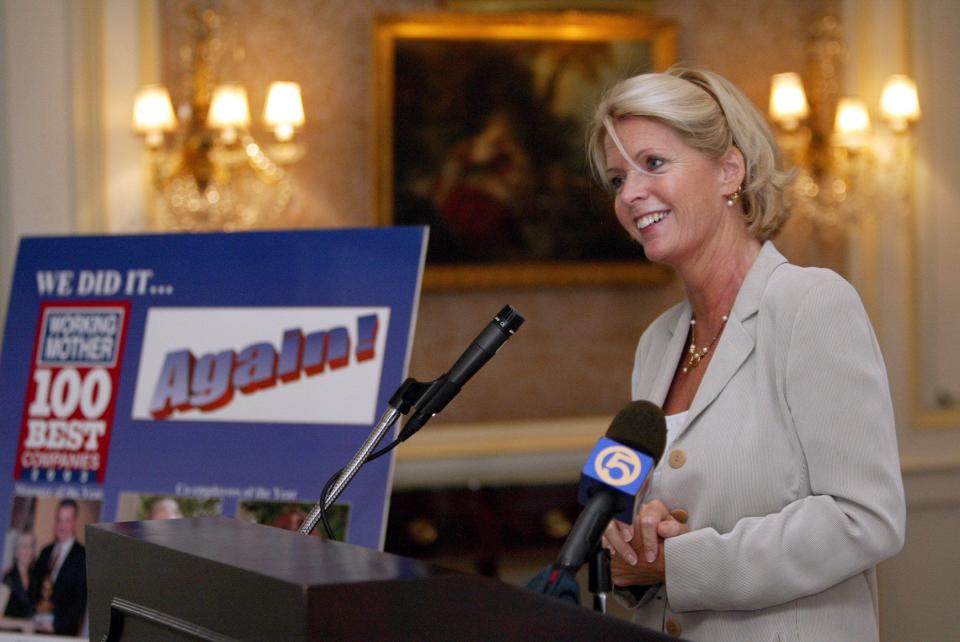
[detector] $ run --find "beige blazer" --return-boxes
[627,242,905,641]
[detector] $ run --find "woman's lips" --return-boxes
[636,210,671,230]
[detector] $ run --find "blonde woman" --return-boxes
[0,531,37,633]
[590,67,905,641]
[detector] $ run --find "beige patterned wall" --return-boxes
[158,0,842,424]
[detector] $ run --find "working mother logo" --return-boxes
[14,302,131,484]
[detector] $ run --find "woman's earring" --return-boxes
[726,186,743,207]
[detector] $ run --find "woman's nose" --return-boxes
[617,171,650,204]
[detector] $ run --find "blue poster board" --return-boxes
[0,228,427,558]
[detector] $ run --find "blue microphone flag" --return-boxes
[578,436,656,523]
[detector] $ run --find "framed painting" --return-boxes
[373,12,677,288]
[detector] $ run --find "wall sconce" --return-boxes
[832,98,871,148]
[132,85,178,148]
[768,17,920,228]
[263,81,306,142]
[131,7,305,231]
[769,72,809,131]
[879,75,921,132]
[205,83,251,145]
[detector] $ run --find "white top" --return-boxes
[664,411,688,453]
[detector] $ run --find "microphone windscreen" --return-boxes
[604,400,667,464]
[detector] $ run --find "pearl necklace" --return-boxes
[683,314,729,373]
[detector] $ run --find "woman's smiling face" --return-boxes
[604,116,732,268]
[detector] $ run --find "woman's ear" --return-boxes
[719,145,746,193]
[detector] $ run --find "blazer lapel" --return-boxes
[678,241,788,436]
[683,314,754,431]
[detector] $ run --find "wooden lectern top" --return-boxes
[87,516,672,641]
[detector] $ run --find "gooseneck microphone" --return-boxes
[300,305,524,537]
[397,305,524,442]
[555,400,667,573]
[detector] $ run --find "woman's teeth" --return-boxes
[637,211,670,230]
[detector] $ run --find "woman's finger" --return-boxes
[604,520,638,565]
[637,500,671,563]
[657,517,691,539]
[601,534,614,555]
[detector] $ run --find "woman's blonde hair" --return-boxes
[586,66,793,241]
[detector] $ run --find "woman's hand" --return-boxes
[637,500,689,563]
[605,500,690,587]
[611,539,667,586]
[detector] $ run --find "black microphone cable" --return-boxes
[316,439,399,539]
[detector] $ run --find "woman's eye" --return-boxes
[609,175,625,190]
[645,156,665,171]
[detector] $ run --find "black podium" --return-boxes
[87,516,670,641]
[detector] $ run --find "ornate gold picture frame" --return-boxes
[373,12,677,289]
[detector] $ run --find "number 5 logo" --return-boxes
[594,446,642,487]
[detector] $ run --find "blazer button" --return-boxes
[669,508,689,524]
[665,619,682,637]
[668,449,686,469]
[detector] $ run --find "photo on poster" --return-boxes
[114,493,223,522]
[1,495,101,636]
[236,500,350,541]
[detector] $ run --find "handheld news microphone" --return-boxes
[397,305,524,442]
[555,400,667,573]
